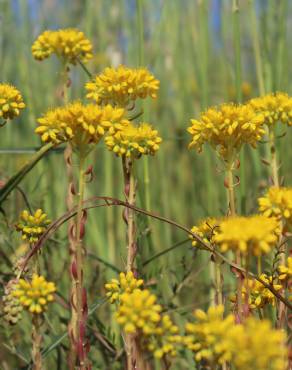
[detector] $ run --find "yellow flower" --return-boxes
[35,102,128,149]
[187,103,265,160]
[115,289,161,335]
[249,92,292,127]
[278,257,292,280]
[105,271,143,304]
[184,305,235,365]
[190,218,218,249]
[0,84,25,121]
[227,318,287,370]
[13,274,56,314]
[258,187,292,226]
[16,209,51,243]
[184,306,287,370]
[32,28,93,65]
[148,315,182,359]
[213,215,280,256]
[105,122,162,159]
[237,274,282,309]
[85,65,159,107]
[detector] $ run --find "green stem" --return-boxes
[214,259,223,306]
[268,128,279,187]
[249,0,265,96]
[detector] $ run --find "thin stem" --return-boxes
[32,315,42,370]
[226,164,243,320]
[75,153,86,337]
[268,128,279,187]
[122,156,138,370]
[227,167,236,216]
[257,256,262,275]
[214,259,223,306]
[77,58,93,79]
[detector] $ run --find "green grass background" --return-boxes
[0,0,291,368]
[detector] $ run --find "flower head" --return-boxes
[227,318,287,370]
[0,84,25,121]
[148,315,182,359]
[105,271,143,304]
[232,274,282,309]
[13,274,56,314]
[278,256,292,280]
[35,102,128,149]
[249,92,292,127]
[213,215,280,256]
[258,187,292,226]
[105,122,162,159]
[85,65,159,107]
[184,305,235,365]
[187,103,265,160]
[16,209,51,243]
[115,289,162,335]
[32,29,93,65]
[190,218,218,249]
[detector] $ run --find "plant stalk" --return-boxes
[32,315,42,370]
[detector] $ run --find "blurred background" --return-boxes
[0,0,291,368]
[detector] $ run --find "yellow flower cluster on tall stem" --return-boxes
[0,83,25,125]
[249,92,292,329]
[36,100,129,369]
[13,274,56,370]
[106,275,183,365]
[187,102,266,317]
[85,65,159,107]
[213,215,280,256]
[184,305,287,370]
[16,209,51,243]
[32,29,93,65]
[231,274,282,311]
[105,271,144,303]
[90,64,161,369]
[258,186,292,228]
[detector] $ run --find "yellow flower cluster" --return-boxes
[258,187,292,226]
[35,102,128,149]
[227,318,287,370]
[233,274,282,309]
[2,279,23,325]
[184,305,234,365]
[32,28,93,65]
[0,84,25,121]
[148,315,182,359]
[105,122,162,158]
[278,256,292,280]
[190,217,218,249]
[184,306,287,370]
[16,209,51,243]
[105,271,143,303]
[213,215,280,256]
[85,65,159,106]
[116,289,161,334]
[187,103,265,160]
[249,92,292,127]
[13,274,56,314]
